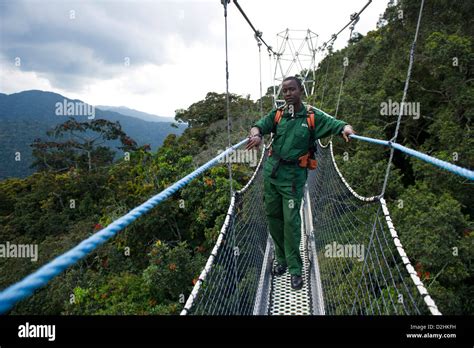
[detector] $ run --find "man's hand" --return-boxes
[245,134,262,150]
[245,127,262,150]
[341,125,356,142]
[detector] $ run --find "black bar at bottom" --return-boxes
[0,315,471,346]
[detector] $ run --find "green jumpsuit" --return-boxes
[253,103,347,276]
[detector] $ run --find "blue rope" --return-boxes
[349,134,474,181]
[349,134,389,147]
[2,130,470,314]
[0,138,249,314]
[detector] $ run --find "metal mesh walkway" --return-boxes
[268,207,312,315]
[181,141,441,316]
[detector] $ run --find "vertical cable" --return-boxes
[222,0,233,197]
[256,37,265,148]
[334,63,346,119]
[320,51,331,109]
[221,0,241,314]
[272,54,278,106]
[268,49,274,107]
[380,0,425,197]
[334,14,358,119]
[256,36,263,116]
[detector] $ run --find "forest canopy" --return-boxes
[0,0,472,315]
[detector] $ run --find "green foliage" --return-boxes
[31,118,138,173]
[143,241,205,303]
[0,0,471,316]
[0,90,185,179]
[61,241,205,315]
[175,92,256,129]
[0,85,259,315]
[389,183,472,314]
[309,0,472,314]
[65,273,179,315]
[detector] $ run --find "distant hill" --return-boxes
[95,105,175,123]
[0,90,186,179]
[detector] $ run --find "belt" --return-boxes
[270,153,299,179]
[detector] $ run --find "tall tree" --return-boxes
[31,118,138,173]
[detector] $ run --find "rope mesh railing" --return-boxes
[182,133,446,316]
[181,149,269,315]
[307,140,440,315]
[2,0,472,317]
[0,139,249,314]
[2,132,460,315]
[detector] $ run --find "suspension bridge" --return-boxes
[0,0,472,316]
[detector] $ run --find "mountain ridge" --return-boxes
[0,90,186,179]
[95,105,174,123]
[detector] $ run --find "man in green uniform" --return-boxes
[246,76,355,290]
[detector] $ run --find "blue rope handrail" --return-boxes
[0,138,249,314]
[1,132,472,314]
[349,134,474,181]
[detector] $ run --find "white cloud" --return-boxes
[0,60,53,92]
[0,0,390,117]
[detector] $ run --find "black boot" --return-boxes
[273,264,287,276]
[291,275,303,290]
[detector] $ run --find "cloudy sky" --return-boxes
[0,0,390,118]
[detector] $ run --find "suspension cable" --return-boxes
[268,48,276,107]
[380,0,425,197]
[318,0,372,51]
[334,13,359,119]
[222,0,234,197]
[256,40,267,148]
[319,48,332,110]
[233,0,276,55]
[318,1,371,109]
[256,35,263,116]
[221,0,241,313]
[317,0,370,108]
[334,58,346,119]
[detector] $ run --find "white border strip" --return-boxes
[304,185,325,315]
[328,140,379,202]
[180,147,266,315]
[180,195,236,314]
[379,198,441,315]
[237,147,266,195]
[252,236,273,315]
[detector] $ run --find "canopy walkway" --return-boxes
[1,129,471,314]
[0,0,472,316]
[180,138,445,315]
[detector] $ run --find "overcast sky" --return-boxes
[0,0,390,118]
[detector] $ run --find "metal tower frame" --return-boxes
[272,29,319,106]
